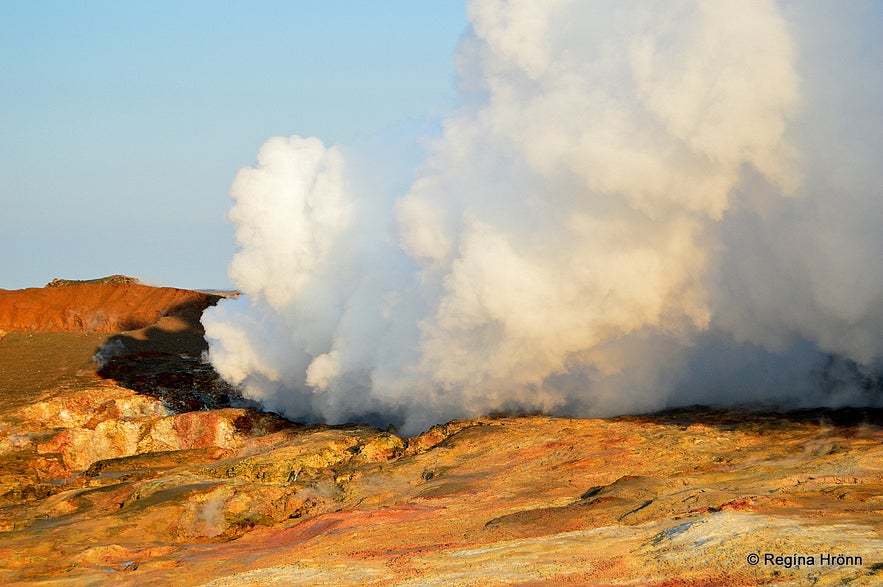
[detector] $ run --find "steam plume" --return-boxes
[203,0,883,433]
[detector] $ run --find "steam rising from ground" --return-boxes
[203,0,883,433]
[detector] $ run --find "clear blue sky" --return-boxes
[1,1,467,290]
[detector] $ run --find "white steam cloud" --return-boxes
[203,0,883,433]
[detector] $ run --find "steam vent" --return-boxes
[3,0,883,584]
[0,279,881,584]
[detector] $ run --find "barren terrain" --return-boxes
[0,280,880,586]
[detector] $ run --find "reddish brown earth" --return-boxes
[0,278,220,333]
[1,281,881,586]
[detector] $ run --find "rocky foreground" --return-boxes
[0,282,881,586]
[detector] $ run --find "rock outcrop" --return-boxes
[45,275,141,287]
[0,280,220,333]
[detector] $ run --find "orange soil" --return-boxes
[0,283,219,333]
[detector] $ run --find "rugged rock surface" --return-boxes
[1,281,881,586]
[45,275,141,288]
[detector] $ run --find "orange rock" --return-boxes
[0,282,219,333]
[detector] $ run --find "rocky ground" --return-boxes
[0,281,881,586]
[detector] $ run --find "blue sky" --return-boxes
[1,1,467,290]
